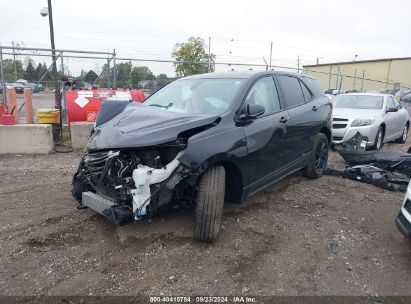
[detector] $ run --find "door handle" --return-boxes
[279,117,288,123]
[312,106,318,111]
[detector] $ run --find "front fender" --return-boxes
[178,126,248,190]
[178,127,246,168]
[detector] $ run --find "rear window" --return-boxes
[333,95,384,110]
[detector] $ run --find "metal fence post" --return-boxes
[60,51,67,112]
[112,50,116,88]
[361,70,365,91]
[0,45,7,107]
[339,73,343,92]
[328,66,332,89]
[107,57,111,88]
[335,67,340,89]
[353,69,357,90]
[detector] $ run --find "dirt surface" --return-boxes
[1,141,411,297]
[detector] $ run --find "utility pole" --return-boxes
[43,0,62,141]
[297,55,300,73]
[269,42,273,70]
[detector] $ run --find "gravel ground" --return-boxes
[1,140,411,297]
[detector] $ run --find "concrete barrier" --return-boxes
[70,122,94,151]
[0,124,54,154]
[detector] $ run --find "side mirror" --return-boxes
[239,104,265,120]
[387,107,398,113]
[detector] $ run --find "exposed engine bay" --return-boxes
[72,143,197,225]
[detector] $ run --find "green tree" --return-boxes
[171,37,216,77]
[83,70,98,84]
[24,59,36,81]
[115,61,132,88]
[130,66,155,88]
[2,59,24,82]
[156,73,171,88]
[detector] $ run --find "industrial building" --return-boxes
[303,57,411,92]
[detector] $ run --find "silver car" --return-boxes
[332,93,410,149]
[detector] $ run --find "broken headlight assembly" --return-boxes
[351,117,374,127]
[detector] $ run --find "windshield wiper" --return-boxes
[148,102,173,109]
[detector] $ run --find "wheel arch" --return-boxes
[193,154,244,204]
[320,126,332,145]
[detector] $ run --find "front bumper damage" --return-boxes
[73,147,196,225]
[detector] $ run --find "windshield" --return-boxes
[143,78,245,116]
[333,95,384,110]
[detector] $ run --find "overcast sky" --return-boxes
[0,0,410,76]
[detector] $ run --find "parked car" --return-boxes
[395,90,411,100]
[72,71,332,242]
[401,92,411,103]
[10,82,25,94]
[396,181,411,237]
[16,79,28,85]
[25,83,40,93]
[332,93,410,150]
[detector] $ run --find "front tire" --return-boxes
[304,133,329,179]
[372,127,384,150]
[194,166,225,242]
[72,174,88,204]
[395,123,409,144]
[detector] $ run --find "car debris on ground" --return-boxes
[326,132,411,191]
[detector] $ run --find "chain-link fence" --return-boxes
[303,67,411,93]
[1,45,410,124]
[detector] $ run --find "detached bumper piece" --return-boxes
[82,191,133,225]
[325,165,409,192]
[396,211,411,237]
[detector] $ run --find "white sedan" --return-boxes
[332,93,410,149]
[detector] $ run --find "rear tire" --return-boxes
[194,166,225,242]
[395,123,409,144]
[372,127,384,150]
[304,133,329,179]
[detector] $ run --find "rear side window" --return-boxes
[277,75,305,108]
[302,77,324,96]
[299,80,313,102]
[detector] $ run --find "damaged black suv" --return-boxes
[72,71,332,242]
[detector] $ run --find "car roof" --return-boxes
[182,70,310,80]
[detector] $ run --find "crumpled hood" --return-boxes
[87,103,219,151]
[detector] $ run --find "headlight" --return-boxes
[351,118,374,127]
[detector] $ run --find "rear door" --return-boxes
[241,76,291,191]
[275,75,321,166]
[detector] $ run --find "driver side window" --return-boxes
[245,76,281,116]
